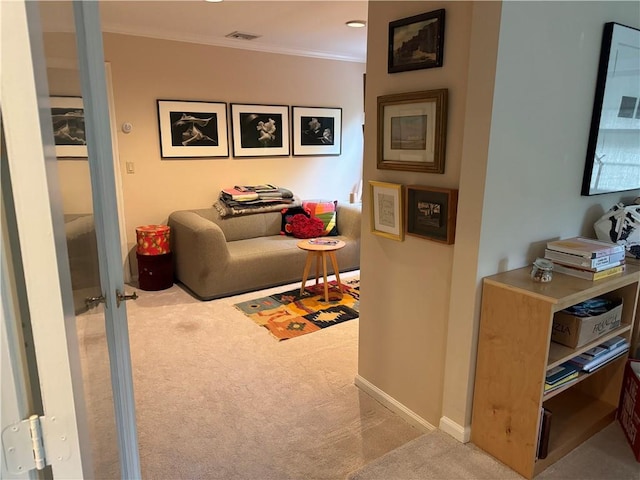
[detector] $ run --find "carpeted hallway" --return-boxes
[76,272,639,479]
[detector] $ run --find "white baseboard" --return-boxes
[439,416,471,443]
[354,375,436,433]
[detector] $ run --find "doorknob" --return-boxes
[116,290,138,307]
[85,295,105,309]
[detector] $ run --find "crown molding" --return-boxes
[103,25,366,64]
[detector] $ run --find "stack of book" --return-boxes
[568,336,629,373]
[545,236,626,280]
[545,361,580,393]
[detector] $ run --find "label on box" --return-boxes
[551,300,623,349]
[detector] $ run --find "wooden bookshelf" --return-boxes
[471,264,640,479]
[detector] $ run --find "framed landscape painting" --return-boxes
[231,103,290,157]
[157,100,229,158]
[50,96,88,158]
[388,9,445,73]
[292,106,342,156]
[405,185,458,244]
[377,89,448,173]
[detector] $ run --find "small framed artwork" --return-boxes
[292,106,342,156]
[405,185,458,244]
[50,96,88,158]
[157,100,229,158]
[388,9,445,73]
[230,103,290,157]
[377,89,448,173]
[369,181,404,241]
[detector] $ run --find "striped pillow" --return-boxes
[302,200,338,236]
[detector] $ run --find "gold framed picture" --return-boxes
[377,89,448,173]
[369,181,404,241]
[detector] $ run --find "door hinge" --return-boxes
[2,415,70,474]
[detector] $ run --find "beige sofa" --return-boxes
[168,203,361,300]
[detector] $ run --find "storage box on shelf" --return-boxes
[471,264,640,479]
[551,298,623,348]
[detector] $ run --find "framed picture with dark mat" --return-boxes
[230,103,290,157]
[157,99,229,158]
[50,96,88,158]
[405,185,458,244]
[292,106,342,156]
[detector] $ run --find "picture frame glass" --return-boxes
[292,106,342,156]
[582,22,640,195]
[50,96,88,158]
[370,181,403,240]
[384,101,435,164]
[388,9,445,73]
[231,104,290,157]
[405,186,457,244]
[157,100,229,158]
[377,90,447,173]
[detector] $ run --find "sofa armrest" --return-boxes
[168,210,231,287]
[337,203,362,240]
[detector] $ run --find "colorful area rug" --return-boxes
[234,277,359,341]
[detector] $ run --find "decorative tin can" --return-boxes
[135,225,170,255]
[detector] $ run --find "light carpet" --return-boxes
[347,421,638,480]
[74,271,639,479]
[75,271,423,479]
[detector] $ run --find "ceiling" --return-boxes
[39,0,369,63]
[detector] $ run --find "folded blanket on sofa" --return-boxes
[221,186,294,203]
[214,196,301,217]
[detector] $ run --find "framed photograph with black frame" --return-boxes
[292,106,342,156]
[157,100,229,158]
[388,9,445,73]
[231,103,290,157]
[378,89,447,173]
[405,185,458,244]
[50,96,88,158]
[369,180,404,241]
[581,22,640,195]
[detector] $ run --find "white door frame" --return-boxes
[1,1,141,477]
[1,2,91,477]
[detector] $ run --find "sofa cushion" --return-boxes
[280,206,310,236]
[302,200,338,236]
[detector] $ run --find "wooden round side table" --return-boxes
[297,239,346,302]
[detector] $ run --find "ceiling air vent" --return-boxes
[225,31,261,41]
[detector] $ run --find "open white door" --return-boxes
[1,1,141,478]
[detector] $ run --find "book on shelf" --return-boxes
[546,236,624,259]
[569,342,629,372]
[537,408,552,460]
[545,361,581,385]
[545,372,579,392]
[552,262,625,280]
[544,248,626,270]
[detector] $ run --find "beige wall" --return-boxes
[44,32,365,270]
[361,0,640,438]
[359,1,473,427]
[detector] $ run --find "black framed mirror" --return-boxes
[582,22,640,196]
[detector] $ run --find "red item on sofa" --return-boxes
[291,214,325,239]
[136,225,170,255]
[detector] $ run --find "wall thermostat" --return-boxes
[122,122,133,133]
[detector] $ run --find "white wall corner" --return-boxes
[439,416,471,443]
[354,375,436,433]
